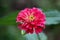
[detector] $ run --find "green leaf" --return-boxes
[39,32,47,40]
[25,32,47,40]
[45,10,60,17]
[0,11,19,25]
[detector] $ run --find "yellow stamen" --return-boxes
[29,15,35,21]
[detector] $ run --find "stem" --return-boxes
[36,34,40,40]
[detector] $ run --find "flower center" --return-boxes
[29,15,35,21]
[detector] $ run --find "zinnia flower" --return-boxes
[16,7,46,34]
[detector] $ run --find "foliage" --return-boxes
[0,10,60,40]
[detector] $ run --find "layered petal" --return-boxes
[16,7,46,34]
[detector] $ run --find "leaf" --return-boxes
[25,32,47,40]
[25,33,38,40]
[46,17,60,25]
[39,32,47,40]
[45,10,60,25]
[45,10,60,17]
[0,11,19,25]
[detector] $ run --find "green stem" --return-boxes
[37,34,40,40]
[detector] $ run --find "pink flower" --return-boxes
[16,7,46,34]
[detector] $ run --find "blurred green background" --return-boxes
[0,0,60,40]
